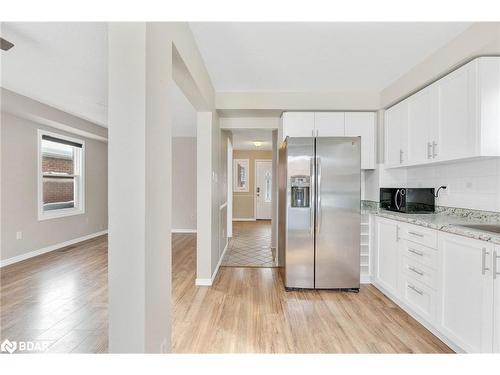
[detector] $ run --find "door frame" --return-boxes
[254,159,273,220]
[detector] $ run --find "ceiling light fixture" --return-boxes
[0,38,14,51]
[253,141,263,147]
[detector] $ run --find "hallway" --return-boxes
[221,221,276,267]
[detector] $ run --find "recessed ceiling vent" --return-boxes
[1,38,14,51]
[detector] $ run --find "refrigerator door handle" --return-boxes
[310,156,315,236]
[316,156,322,234]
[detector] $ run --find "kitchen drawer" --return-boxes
[400,275,437,324]
[401,223,438,249]
[400,239,438,269]
[401,254,437,290]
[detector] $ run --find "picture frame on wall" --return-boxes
[233,159,249,192]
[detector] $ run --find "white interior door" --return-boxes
[255,160,272,220]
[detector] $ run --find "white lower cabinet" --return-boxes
[374,216,499,352]
[438,233,494,353]
[494,245,500,353]
[375,217,402,296]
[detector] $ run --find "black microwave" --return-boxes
[380,188,435,213]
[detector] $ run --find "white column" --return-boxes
[108,22,172,353]
[196,112,214,285]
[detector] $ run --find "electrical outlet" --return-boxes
[16,231,23,240]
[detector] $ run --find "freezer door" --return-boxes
[285,137,315,289]
[315,137,361,289]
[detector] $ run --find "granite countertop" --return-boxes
[369,208,500,245]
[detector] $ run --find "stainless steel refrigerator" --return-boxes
[278,137,361,290]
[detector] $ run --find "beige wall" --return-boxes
[172,137,197,230]
[1,112,108,262]
[233,149,272,219]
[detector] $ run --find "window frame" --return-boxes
[37,129,85,221]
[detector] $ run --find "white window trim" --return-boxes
[37,129,86,221]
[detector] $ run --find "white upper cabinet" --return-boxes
[407,86,436,165]
[384,57,500,168]
[281,112,315,138]
[384,99,408,168]
[281,111,376,169]
[314,112,345,136]
[345,112,376,169]
[434,60,477,162]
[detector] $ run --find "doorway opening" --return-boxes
[221,128,277,268]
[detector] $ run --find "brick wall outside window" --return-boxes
[42,156,75,204]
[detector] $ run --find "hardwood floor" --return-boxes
[0,235,108,353]
[1,232,453,353]
[172,233,452,353]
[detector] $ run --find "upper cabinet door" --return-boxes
[281,112,315,141]
[314,112,345,137]
[435,61,478,162]
[384,100,408,168]
[407,87,434,165]
[345,112,376,169]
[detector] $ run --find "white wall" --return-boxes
[172,137,197,231]
[1,112,108,263]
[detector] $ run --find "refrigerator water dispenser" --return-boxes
[290,175,310,208]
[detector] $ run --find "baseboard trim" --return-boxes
[195,239,229,287]
[360,274,371,284]
[171,229,197,233]
[195,278,212,286]
[0,230,108,268]
[233,218,256,222]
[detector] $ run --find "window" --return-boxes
[38,130,85,220]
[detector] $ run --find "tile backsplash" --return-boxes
[367,158,500,212]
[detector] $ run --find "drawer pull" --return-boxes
[408,284,424,295]
[408,248,424,256]
[408,266,424,276]
[408,231,424,237]
[494,250,499,280]
[482,247,490,275]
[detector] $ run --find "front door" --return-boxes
[255,160,272,220]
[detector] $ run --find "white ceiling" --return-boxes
[231,129,273,150]
[172,82,197,137]
[1,22,108,126]
[189,22,472,92]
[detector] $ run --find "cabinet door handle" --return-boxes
[482,247,490,275]
[408,248,424,256]
[408,231,424,238]
[408,284,424,295]
[432,141,438,158]
[399,149,404,164]
[311,129,314,137]
[409,266,424,276]
[493,250,499,280]
[427,142,432,159]
[316,129,319,137]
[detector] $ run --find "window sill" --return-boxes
[38,208,85,221]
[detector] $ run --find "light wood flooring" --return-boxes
[172,233,452,353]
[1,233,453,353]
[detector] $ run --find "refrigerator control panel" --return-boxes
[290,175,310,208]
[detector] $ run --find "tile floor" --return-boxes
[221,220,276,267]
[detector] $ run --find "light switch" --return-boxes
[16,231,23,240]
